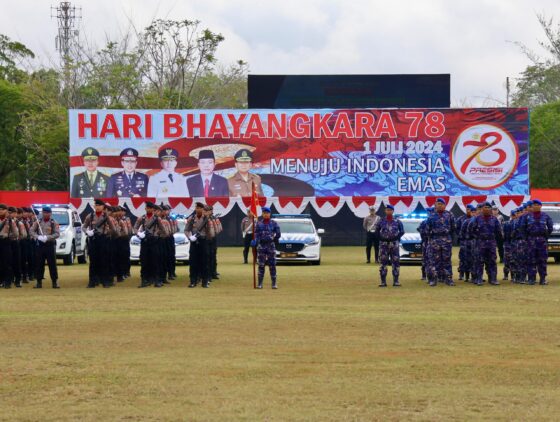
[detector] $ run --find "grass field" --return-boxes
[1,246,559,421]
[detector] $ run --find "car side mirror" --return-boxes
[73,221,81,227]
[317,228,325,235]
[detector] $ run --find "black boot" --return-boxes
[52,280,60,289]
[458,272,464,281]
[33,280,42,289]
[15,280,22,288]
[465,272,470,282]
[393,276,401,287]
[4,280,11,289]
[539,278,548,285]
[257,278,263,289]
[271,278,277,289]
[378,274,387,287]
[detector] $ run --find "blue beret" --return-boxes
[261,207,271,213]
[476,203,483,209]
[532,199,542,205]
[386,204,395,210]
[436,197,446,204]
[467,205,475,211]
[483,201,492,207]
[42,206,52,213]
[511,210,516,216]
[525,200,534,206]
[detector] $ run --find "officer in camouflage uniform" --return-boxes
[375,204,404,287]
[426,198,455,286]
[457,205,473,281]
[470,202,502,286]
[0,204,18,288]
[522,199,553,285]
[134,201,167,288]
[83,199,117,288]
[8,206,26,288]
[252,207,281,289]
[417,207,433,282]
[502,210,516,281]
[29,206,60,289]
[513,202,532,284]
[511,206,526,283]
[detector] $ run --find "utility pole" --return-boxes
[51,1,81,67]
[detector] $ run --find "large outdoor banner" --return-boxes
[69,108,529,199]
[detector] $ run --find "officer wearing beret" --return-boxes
[426,197,456,286]
[71,148,110,198]
[0,203,18,288]
[251,206,281,289]
[228,148,264,197]
[470,202,502,286]
[147,148,188,197]
[29,206,60,289]
[185,202,216,288]
[187,149,229,197]
[375,204,404,287]
[106,148,149,197]
[522,199,553,285]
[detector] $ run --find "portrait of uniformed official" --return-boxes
[106,148,149,197]
[71,147,110,198]
[228,148,264,197]
[147,148,188,197]
[186,149,229,197]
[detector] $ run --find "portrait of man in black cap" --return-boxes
[71,147,110,198]
[228,148,264,197]
[186,149,229,197]
[106,148,149,197]
[147,148,188,197]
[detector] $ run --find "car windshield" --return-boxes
[276,220,315,234]
[402,221,421,234]
[547,209,560,223]
[50,212,69,226]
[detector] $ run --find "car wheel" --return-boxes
[63,244,75,266]
[311,259,321,266]
[555,256,560,264]
[77,246,87,264]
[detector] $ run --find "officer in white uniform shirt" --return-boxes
[147,148,189,197]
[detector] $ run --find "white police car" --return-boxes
[398,214,425,264]
[542,205,560,263]
[33,204,87,265]
[130,216,190,264]
[272,214,324,265]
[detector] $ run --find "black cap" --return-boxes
[120,148,139,158]
[158,148,179,160]
[145,201,155,208]
[42,206,52,213]
[198,149,215,160]
[82,147,100,159]
[0,203,7,210]
[7,206,16,212]
[195,202,205,208]
[234,148,253,162]
[94,199,105,206]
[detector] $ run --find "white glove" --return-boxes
[137,231,146,239]
[38,235,47,243]
[86,229,94,237]
[188,235,197,242]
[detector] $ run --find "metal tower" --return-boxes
[51,1,81,64]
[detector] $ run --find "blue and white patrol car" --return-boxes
[397,214,425,264]
[272,214,325,265]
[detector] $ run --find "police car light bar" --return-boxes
[272,214,311,219]
[400,213,428,218]
[32,203,71,209]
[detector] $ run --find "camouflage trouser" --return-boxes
[428,237,453,282]
[458,240,470,274]
[474,239,497,283]
[513,239,527,282]
[469,239,478,275]
[379,240,400,280]
[503,241,512,277]
[257,243,277,283]
[421,240,430,279]
[527,237,548,281]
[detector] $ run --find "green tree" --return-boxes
[512,15,560,107]
[529,101,560,188]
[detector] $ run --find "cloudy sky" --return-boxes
[2,0,558,106]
